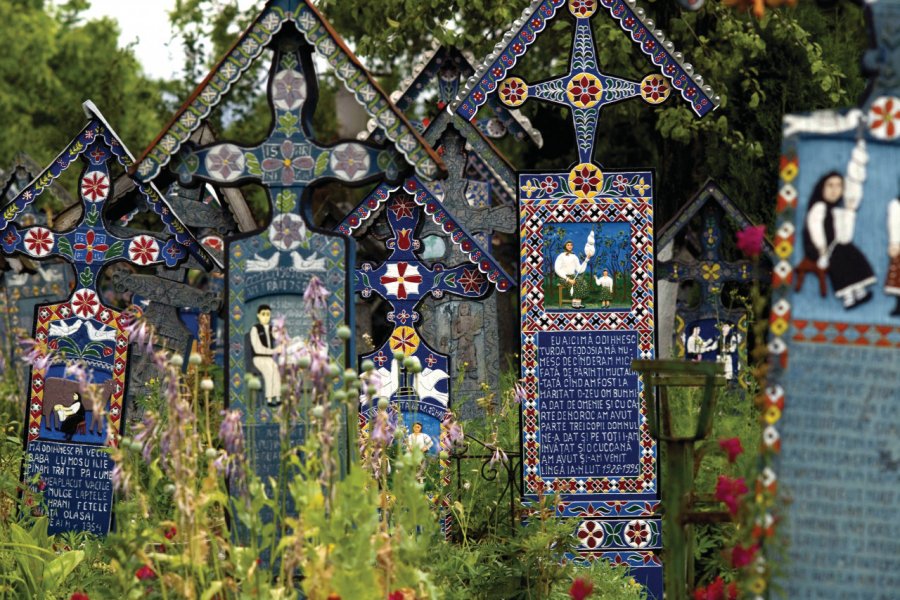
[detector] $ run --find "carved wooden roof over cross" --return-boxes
[132,0,445,184]
[365,43,542,147]
[0,102,218,273]
[454,0,719,161]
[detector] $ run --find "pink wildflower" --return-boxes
[730,543,758,568]
[718,437,744,463]
[715,475,748,516]
[736,225,765,258]
[569,577,593,600]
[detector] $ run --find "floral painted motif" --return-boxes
[269,213,307,251]
[640,74,670,104]
[261,140,315,185]
[80,172,110,202]
[380,262,423,299]
[23,227,54,257]
[72,289,99,318]
[577,520,604,549]
[567,73,603,108]
[388,325,420,355]
[2,228,21,253]
[458,269,486,294]
[567,163,603,200]
[272,69,307,111]
[330,143,371,181]
[540,176,559,194]
[201,235,225,252]
[389,198,416,220]
[128,236,160,265]
[568,0,597,18]
[73,230,110,265]
[204,144,245,182]
[868,96,900,140]
[498,77,528,107]
[625,520,652,548]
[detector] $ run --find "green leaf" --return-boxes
[105,240,124,260]
[275,189,297,213]
[85,205,99,226]
[444,274,456,288]
[42,550,83,592]
[315,151,329,176]
[277,111,299,136]
[78,267,93,288]
[245,152,262,176]
[56,237,73,259]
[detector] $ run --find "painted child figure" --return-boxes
[886,198,900,316]
[594,269,614,308]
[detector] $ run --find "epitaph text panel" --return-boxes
[520,169,656,501]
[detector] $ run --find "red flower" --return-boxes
[568,74,601,107]
[736,225,765,258]
[569,577,594,600]
[135,565,156,580]
[730,543,759,568]
[102,347,113,357]
[715,476,748,516]
[24,227,54,257]
[164,526,177,540]
[70,593,90,600]
[81,172,110,202]
[73,230,110,265]
[718,437,744,463]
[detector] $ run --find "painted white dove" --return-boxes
[290,251,326,272]
[415,367,449,406]
[246,252,280,272]
[48,319,84,338]
[85,322,117,342]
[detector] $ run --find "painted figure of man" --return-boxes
[716,323,740,380]
[407,422,434,454]
[554,240,589,308]
[250,305,281,406]
[594,269,614,308]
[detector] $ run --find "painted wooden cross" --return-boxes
[657,181,773,382]
[453,1,720,596]
[0,102,213,536]
[130,1,443,534]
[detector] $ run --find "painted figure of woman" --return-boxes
[801,160,876,308]
[885,198,900,316]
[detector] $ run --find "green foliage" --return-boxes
[0,1,166,166]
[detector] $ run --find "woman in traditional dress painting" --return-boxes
[801,162,876,309]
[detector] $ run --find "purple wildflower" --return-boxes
[489,446,508,468]
[441,414,464,453]
[303,276,329,313]
[512,380,527,404]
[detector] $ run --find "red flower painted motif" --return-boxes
[568,163,602,199]
[567,73,602,108]
[73,230,109,265]
[80,172,110,202]
[612,174,629,192]
[569,0,596,18]
[540,176,558,194]
[24,227,54,257]
[499,78,527,106]
[389,198,415,221]
[641,75,669,103]
[380,262,423,299]
[459,269,485,294]
[625,520,651,548]
[72,289,99,318]
[128,236,159,265]
[869,96,900,140]
[389,326,419,355]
